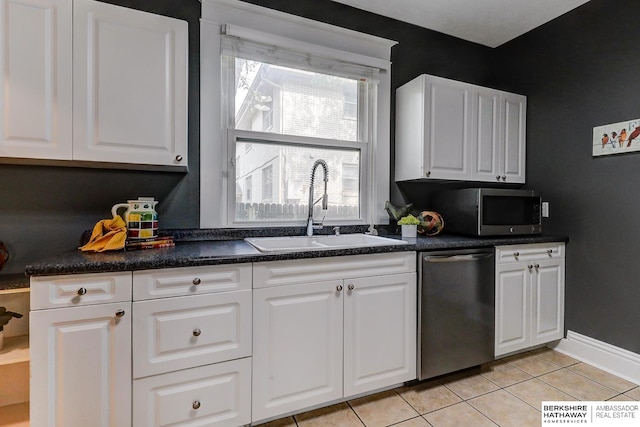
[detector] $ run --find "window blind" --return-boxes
[220,24,381,83]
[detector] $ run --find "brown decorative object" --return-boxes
[417,211,445,236]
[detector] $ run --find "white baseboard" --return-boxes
[549,330,640,385]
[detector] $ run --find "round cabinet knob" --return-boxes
[528,265,533,270]
[115,309,125,318]
[347,284,355,291]
[175,155,183,162]
[502,175,507,181]
[547,249,553,255]
[192,278,201,286]
[534,263,540,269]
[77,287,87,296]
[514,252,520,258]
[192,328,201,337]
[426,171,431,177]
[496,175,501,181]
[192,400,201,410]
[336,285,343,292]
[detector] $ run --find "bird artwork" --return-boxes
[593,120,640,157]
[619,128,628,147]
[627,127,640,147]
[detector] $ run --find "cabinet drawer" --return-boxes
[495,243,564,264]
[133,290,251,378]
[133,358,251,427]
[30,272,132,310]
[133,264,251,300]
[253,252,416,289]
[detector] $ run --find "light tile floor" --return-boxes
[257,348,640,427]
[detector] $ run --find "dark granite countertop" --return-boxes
[22,232,568,279]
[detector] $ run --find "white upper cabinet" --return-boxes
[0,0,188,169]
[395,75,473,181]
[0,0,73,160]
[395,74,526,183]
[73,0,188,167]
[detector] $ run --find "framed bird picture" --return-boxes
[593,118,640,157]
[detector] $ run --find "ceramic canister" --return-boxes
[111,197,159,240]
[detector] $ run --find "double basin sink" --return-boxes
[245,234,408,253]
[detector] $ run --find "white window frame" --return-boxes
[200,0,396,228]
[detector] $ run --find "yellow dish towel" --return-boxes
[79,215,127,252]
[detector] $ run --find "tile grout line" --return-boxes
[344,400,367,427]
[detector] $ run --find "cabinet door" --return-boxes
[73,0,187,167]
[343,272,417,397]
[531,258,565,346]
[252,280,343,423]
[133,290,251,378]
[495,264,529,356]
[0,0,72,160]
[133,358,251,427]
[500,92,526,183]
[30,302,131,427]
[424,76,473,180]
[472,87,500,182]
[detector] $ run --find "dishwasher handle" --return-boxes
[423,252,494,263]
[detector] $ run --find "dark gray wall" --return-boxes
[494,0,640,353]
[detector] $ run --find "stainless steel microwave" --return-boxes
[433,188,542,236]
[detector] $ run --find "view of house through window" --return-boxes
[234,59,359,140]
[231,57,368,224]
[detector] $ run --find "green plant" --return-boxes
[397,214,420,225]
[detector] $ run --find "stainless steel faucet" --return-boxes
[307,159,328,236]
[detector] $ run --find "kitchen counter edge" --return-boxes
[19,234,569,280]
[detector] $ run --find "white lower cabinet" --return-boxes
[30,297,132,427]
[30,255,417,426]
[495,243,565,357]
[251,252,417,423]
[30,265,252,427]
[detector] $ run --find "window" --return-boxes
[228,53,371,224]
[200,0,396,228]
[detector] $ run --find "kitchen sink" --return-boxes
[245,234,408,253]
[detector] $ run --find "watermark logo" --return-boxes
[542,402,639,426]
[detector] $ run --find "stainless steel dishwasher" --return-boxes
[418,248,495,380]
